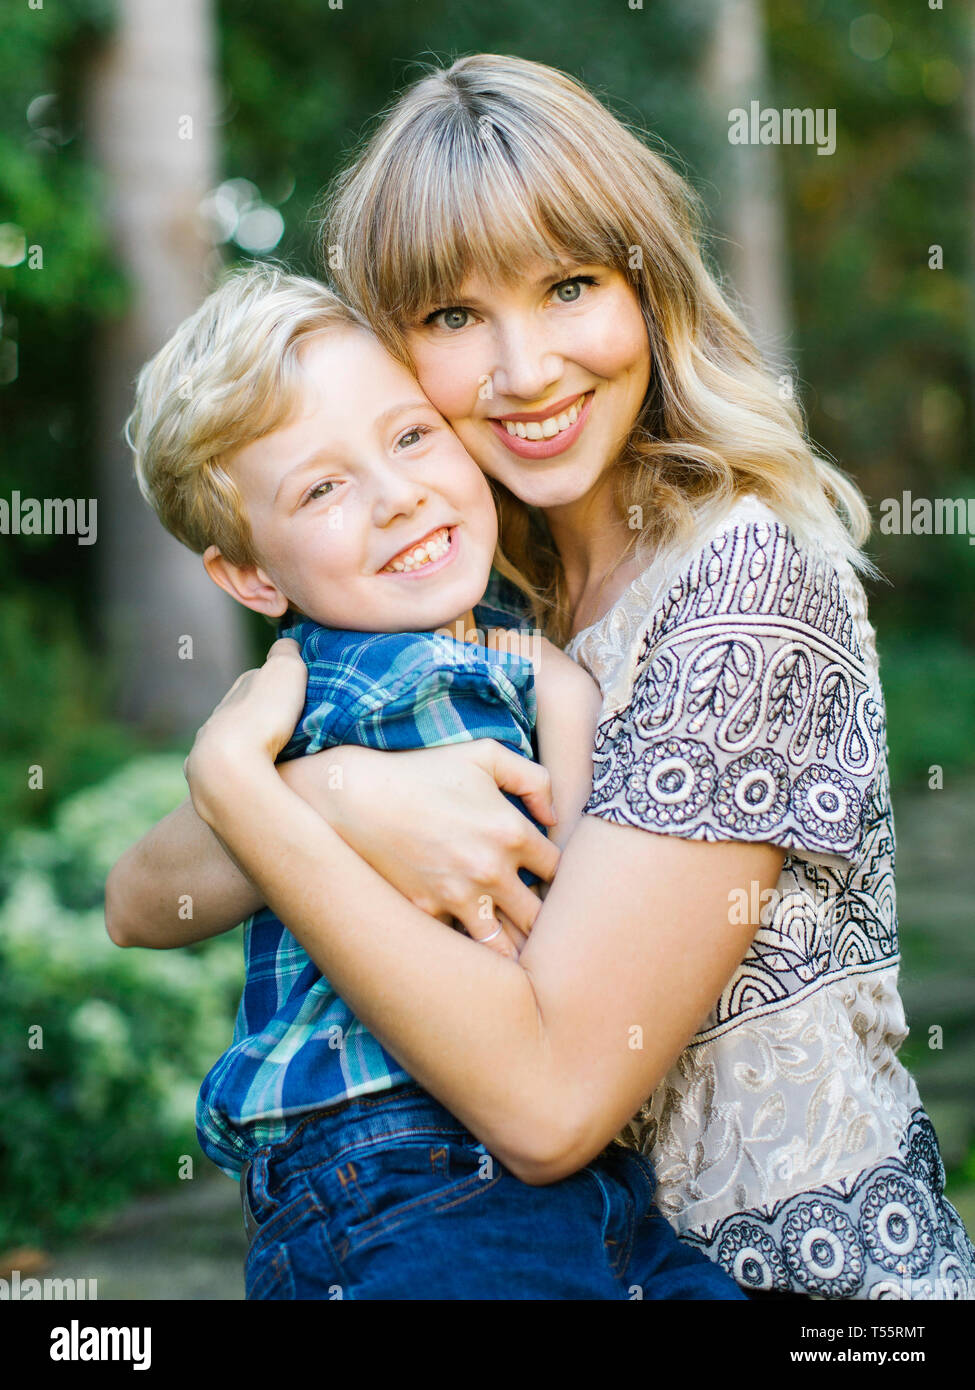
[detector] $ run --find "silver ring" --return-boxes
[478,922,504,944]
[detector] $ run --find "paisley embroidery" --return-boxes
[570,500,975,1298]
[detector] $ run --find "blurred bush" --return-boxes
[0,754,242,1249]
[879,634,975,791]
[0,595,147,844]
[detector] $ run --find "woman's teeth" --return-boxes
[382,527,451,573]
[501,394,587,440]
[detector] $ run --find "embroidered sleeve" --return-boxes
[584,520,886,862]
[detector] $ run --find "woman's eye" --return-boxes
[425,307,471,331]
[553,275,596,304]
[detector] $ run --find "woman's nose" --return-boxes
[490,320,564,404]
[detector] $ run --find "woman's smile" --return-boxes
[488,391,594,459]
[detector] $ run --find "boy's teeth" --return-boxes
[383,527,450,573]
[501,394,587,441]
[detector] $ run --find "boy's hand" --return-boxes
[184,638,307,819]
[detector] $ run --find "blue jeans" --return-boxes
[239,1084,745,1300]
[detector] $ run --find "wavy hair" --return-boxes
[320,54,874,642]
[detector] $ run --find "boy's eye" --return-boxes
[423,306,471,331]
[304,480,336,502]
[395,425,429,450]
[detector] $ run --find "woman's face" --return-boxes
[403,258,652,513]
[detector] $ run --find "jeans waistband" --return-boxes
[240,1083,483,1232]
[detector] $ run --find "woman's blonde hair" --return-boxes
[127,263,366,564]
[321,53,875,642]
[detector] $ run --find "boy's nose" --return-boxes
[371,471,428,529]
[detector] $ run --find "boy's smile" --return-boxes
[206,327,498,633]
[379,522,456,575]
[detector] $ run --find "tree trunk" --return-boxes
[700,0,793,366]
[86,0,248,734]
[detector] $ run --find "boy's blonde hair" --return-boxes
[321,54,876,642]
[127,263,367,564]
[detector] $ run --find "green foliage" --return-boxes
[0,755,242,1248]
[0,596,146,844]
[0,2,126,616]
[880,634,975,791]
[218,0,716,278]
[766,0,973,643]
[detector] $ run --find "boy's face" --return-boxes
[219,327,498,632]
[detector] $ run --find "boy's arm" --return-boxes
[104,755,326,948]
[105,796,258,948]
[106,625,344,950]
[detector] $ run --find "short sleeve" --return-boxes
[584,520,887,864]
[277,622,536,763]
[345,634,537,757]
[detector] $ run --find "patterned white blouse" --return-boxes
[566,494,975,1299]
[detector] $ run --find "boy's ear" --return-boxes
[203,545,290,618]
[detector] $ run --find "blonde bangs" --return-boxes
[385,143,625,325]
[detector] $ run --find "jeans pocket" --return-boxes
[244,1186,321,1295]
[323,1136,499,1255]
[247,1237,296,1300]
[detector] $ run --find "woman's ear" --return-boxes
[203,545,290,618]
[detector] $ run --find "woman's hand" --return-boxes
[285,739,561,958]
[184,637,308,821]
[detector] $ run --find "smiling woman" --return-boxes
[408,263,651,533]
[323,54,872,647]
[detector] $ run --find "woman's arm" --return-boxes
[490,630,603,851]
[186,641,784,1185]
[106,740,560,948]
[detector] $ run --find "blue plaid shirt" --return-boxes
[196,579,537,1177]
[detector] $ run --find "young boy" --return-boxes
[122,263,744,1300]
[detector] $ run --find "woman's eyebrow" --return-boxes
[442,263,587,306]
